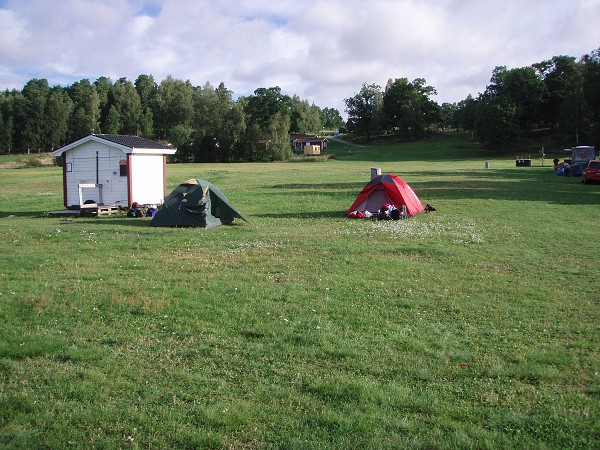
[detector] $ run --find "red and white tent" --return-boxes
[347,174,424,217]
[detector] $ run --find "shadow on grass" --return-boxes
[1,211,253,228]
[266,168,599,206]
[410,169,597,205]
[77,218,154,227]
[255,210,346,219]
[76,217,249,228]
[270,182,364,191]
[0,210,57,218]
[328,133,502,163]
[0,210,155,227]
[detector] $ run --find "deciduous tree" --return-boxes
[110,78,143,135]
[67,79,100,140]
[290,95,321,134]
[0,90,18,153]
[154,75,194,140]
[475,66,546,146]
[45,86,73,149]
[245,86,292,131]
[20,78,49,151]
[579,48,600,142]
[134,74,156,137]
[320,107,345,130]
[383,77,439,138]
[344,83,383,142]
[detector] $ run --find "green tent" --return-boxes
[150,178,248,228]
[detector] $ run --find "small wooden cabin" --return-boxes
[52,134,177,209]
[290,134,328,152]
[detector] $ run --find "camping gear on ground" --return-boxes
[565,163,585,177]
[150,178,248,228]
[347,173,424,218]
[127,202,158,218]
[127,202,145,217]
[377,203,407,220]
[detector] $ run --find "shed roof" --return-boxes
[93,134,173,150]
[52,134,177,156]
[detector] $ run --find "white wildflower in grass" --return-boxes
[329,216,483,245]
[224,239,284,254]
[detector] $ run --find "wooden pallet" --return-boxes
[80,204,120,216]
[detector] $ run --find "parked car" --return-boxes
[581,160,600,184]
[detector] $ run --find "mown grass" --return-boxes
[0,133,598,449]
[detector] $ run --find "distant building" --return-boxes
[304,144,321,155]
[290,134,328,152]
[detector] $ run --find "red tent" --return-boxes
[347,174,424,217]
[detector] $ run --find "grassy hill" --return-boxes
[0,133,598,448]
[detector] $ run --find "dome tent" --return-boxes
[347,174,424,217]
[150,178,248,228]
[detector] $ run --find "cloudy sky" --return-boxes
[1,0,599,116]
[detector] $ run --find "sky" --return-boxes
[1,0,599,117]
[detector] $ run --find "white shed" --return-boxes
[52,134,177,209]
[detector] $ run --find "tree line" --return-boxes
[345,48,600,149]
[2,47,598,160]
[0,76,345,162]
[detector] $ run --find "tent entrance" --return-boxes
[362,188,389,212]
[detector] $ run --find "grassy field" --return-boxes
[0,133,598,449]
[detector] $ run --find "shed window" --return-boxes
[119,160,128,176]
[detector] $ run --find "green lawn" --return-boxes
[1,133,598,449]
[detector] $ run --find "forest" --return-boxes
[0,48,598,161]
[0,77,344,162]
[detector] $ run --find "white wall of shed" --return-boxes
[64,141,129,207]
[129,154,165,205]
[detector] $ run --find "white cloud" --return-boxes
[0,8,31,61]
[0,0,599,116]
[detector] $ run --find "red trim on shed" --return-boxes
[62,154,68,208]
[127,153,133,207]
